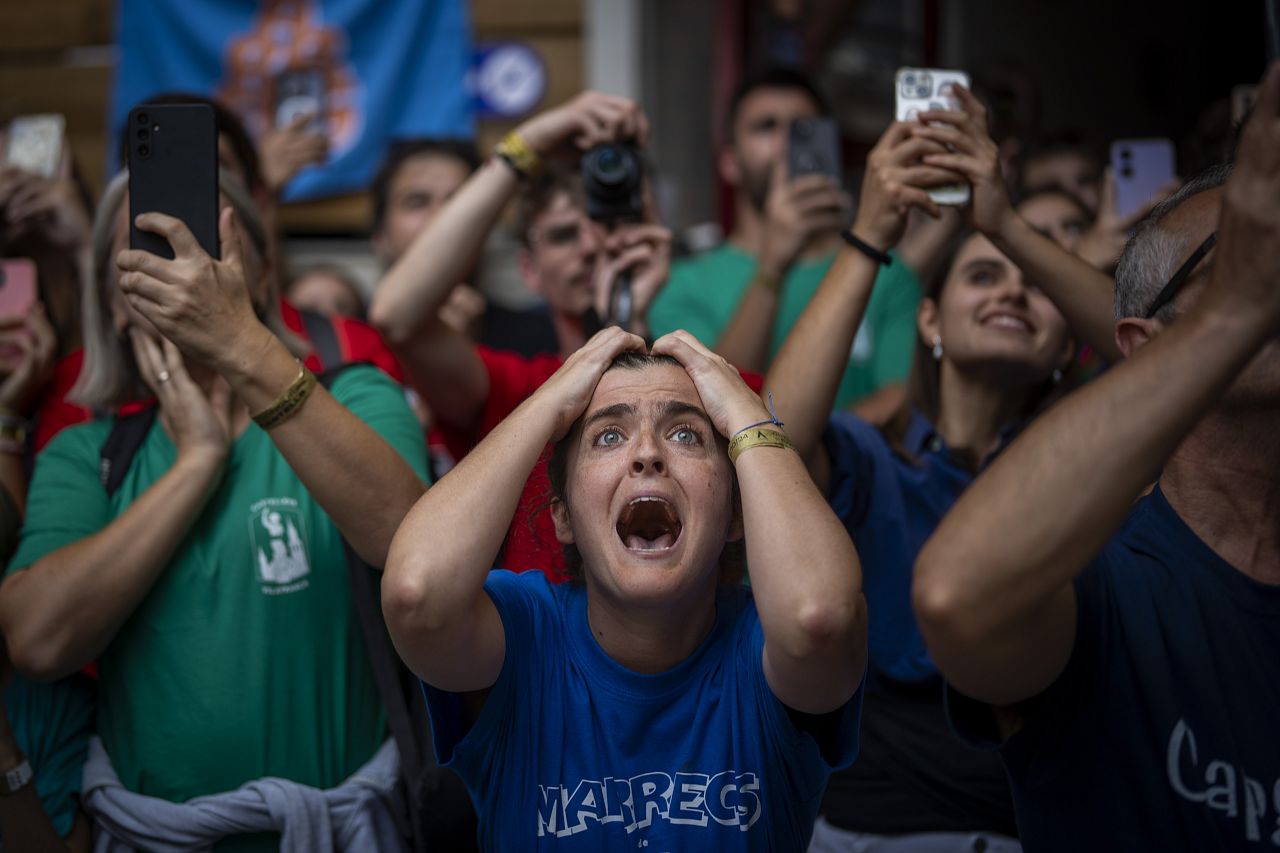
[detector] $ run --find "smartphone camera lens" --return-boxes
[137,112,149,125]
[138,144,150,158]
[137,128,149,141]
[1121,166,1134,179]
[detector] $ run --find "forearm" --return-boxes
[393,317,491,433]
[0,455,222,679]
[221,331,425,567]
[766,246,878,459]
[738,440,863,658]
[714,277,782,373]
[915,295,1269,685]
[369,158,518,344]
[384,395,554,632]
[991,213,1122,361]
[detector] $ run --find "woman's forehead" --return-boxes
[587,363,704,416]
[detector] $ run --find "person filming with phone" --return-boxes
[0,151,429,850]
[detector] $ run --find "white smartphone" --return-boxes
[4,114,65,178]
[895,68,970,206]
[1110,138,1175,221]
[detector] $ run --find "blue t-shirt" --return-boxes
[949,486,1280,850]
[826,410,1015,683]
[821,411,1017,836]
[423,570,862,851]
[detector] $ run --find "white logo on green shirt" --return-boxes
[249,497,311,594]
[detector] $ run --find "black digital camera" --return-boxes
[581,143,644,224]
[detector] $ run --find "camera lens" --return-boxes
[137,112,148,125]
[137,128,149,140]
[1121,166,1134,179]
[138,144,150,158]
[1120,149,1132,160]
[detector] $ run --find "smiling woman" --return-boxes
[382,327,868,851]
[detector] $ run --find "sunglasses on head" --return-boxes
[1144,232,1217,319]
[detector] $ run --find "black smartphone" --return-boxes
[127,103,219,260]
[788,117,842,182]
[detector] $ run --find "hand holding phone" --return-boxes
[896,67,971,205]
[788,117,843,181]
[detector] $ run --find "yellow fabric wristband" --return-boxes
[728,427,795,464]
[493,130,542,180]
[251,364,317,430]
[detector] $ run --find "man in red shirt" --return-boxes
[370,92,697,580]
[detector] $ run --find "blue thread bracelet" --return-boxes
[731,392,785,439]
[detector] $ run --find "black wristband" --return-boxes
[841,231,893,266]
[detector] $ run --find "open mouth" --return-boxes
[615,496,683,553]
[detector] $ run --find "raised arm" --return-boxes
[117,210,423,567]
[382,327,645,692]
[767,122,947,486]
[912,64,1280,707]
[368,91,648,430]
[654,330,867,714]
[715,168,851,372]
[0,333,235,680]
[914,86,1122,363]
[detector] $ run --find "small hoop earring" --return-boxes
[1052,368,1064,384]
[931,335,944,361]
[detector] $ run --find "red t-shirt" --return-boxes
[439,345,765,583]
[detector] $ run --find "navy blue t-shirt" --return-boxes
[825,411,989,682]
[423,570,863,851]
[821,411,1017,835]
[950,486,1280,850]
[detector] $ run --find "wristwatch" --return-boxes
[0,758,32,794]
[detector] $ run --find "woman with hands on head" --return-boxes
[768,117,1076,851]
[0,170,429,848]
[383,326,867,852]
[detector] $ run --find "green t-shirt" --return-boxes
[648,244,922,410]
[7,366,428,847]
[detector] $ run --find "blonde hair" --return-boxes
[72,170,306,409]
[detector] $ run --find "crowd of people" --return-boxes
[0,33,1276,853]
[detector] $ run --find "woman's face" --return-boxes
[552,362,741,607]
[922,233,1073,387]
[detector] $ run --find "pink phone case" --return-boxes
[0,259,38,317]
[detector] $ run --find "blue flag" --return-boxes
[111,0,474,201]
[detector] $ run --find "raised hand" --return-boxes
[116,207,264,370]
[0,165,91,250]
[911,85,1015,236]
[129,329,234,466]
[851,121,951,250]
[651,330,771,439]
[515,91,650,159]
[1075,166,1180,269]
[1210,62,1280,326]
[535,326,647,440]
[592,223,673,334]
[758,165,852,279]
[260,111,329,193]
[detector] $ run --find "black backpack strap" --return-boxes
[298,308,344,371]
[99,408,158,497]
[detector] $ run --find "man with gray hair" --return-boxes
[911,63,1280,851]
